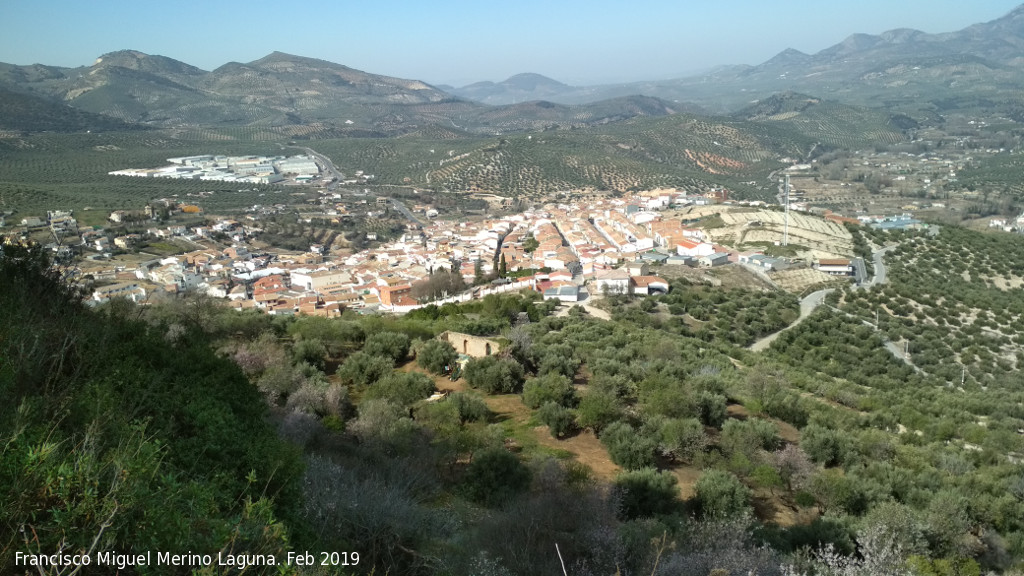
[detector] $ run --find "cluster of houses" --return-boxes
[988,211,1024,234]
[77,188,757,313]
[860,214,927,231]
[16,184,872,315]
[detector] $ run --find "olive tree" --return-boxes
[416,339,458,374]
[695,469,752,519]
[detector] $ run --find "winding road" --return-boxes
[749,243,899,352]
[286,144,424,226]
[749,288,834,351]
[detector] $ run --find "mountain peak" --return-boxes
[251,51,305,64]
[503,73,569,90]
[762,48,812,67]
[94,49,151,66]
[249,51,350,70]
[878,28,925,43]
[92,50,205,75]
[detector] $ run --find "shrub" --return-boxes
[537,402,574,438]
[801,424,850,467]
[416,339,458,374]
[613,467,679,519]
[464,356,526,394]
[575,390,623,433]
[348,399,420,454]
[462,448,531,507]
[697,392,728,428]
[721,419,781,457]
[536,349,580,379]
[364,372,435,408]
[601,421,657,470]
[337,351,394,387]
[449,392,490,423]
[414,400,461,438]
[695,470,751,519]
[363,331,411,363]
[287,317,364,354]
[657,417,708,463]
[771,444,814,492]
[291,338,327,369]
[522,373,576,409]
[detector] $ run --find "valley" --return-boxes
[4,5,1024,576]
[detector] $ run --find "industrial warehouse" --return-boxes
[108,154,321,184]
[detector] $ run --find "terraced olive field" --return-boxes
[0,101,914,217]
[312,114,822,197]
[835,226,1024,385]
[0,132,287,217]
[737,97,908,151]
[954,152,1024,199]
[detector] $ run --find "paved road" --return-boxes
[390,198,423,226]
[749,288,834,352]
[869,244,897,287]
[285,144,344,188]
[852,257,867,285]
[286,143,424,226]
[851,244,898,290]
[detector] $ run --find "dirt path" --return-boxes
[396,360,468,393]
[533,428,621,481]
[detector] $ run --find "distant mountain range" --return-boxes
[0,51,681,135]
[446,5,1024,113]
[1,5,1023,134]
[441,73,577,105]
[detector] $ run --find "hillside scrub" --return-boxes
[7,234,1024,573]
[0,242,303,571]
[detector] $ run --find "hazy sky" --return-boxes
[1,1,1020,86]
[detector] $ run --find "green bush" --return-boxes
[291,337,327,369]
[575,390,623,433]
[695,469,752,519]
[721,418,781,457]
[462,448,532,507]
[337,351,394,387]
[464,356,526,394]
[613,467,679,519]
[287,316,364,354]
[656,417,707,463]
[417,339,458,374]
[537,402,574,438]
[601,421,657,470]
[449,392,490,423]
[801,424,850,467]
[697,392,728,428]
[363,331,412,363]
[522,373,576,409]
[364,372,435,408]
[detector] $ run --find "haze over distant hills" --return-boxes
[0,51,687,135]
[1,5,1024,135]
[447,5,1024,112]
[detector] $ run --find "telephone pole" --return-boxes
[783,174,790,247]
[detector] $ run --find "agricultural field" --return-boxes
[834,225,1024,385]
[0,132,288,217]
[955,152,1024,200]
[739,98,908,150]
[769,268,846,293]
[674,205,855,260]
[307,112,858,199]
